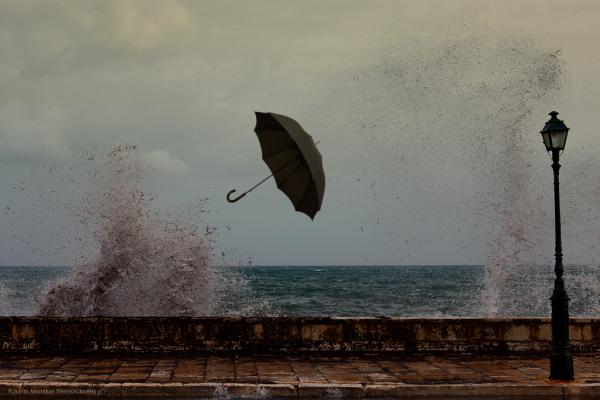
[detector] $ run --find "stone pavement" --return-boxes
[1,353,599,398]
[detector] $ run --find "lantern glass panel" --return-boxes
[550,130,568,151]
[542,131,552,151]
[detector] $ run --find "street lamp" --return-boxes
[540,111,574,380]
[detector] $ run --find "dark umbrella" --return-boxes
[227,112,325,220]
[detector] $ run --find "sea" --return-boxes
[1,265,599,317]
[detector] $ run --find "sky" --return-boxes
[0,0,599,267]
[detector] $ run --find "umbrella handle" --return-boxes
[226,170,275,203]
[226,189,247,203]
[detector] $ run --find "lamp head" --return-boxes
[540,111,569,153]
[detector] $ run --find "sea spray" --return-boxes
[334,23,596,315]
[0,282,14,315]
[35,145,260,316]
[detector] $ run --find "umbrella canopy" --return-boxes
[227,112,325,220]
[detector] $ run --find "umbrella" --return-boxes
[227,112,325,220]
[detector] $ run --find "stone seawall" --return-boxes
[1,317,599,353]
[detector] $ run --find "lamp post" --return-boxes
[540,111,574,380]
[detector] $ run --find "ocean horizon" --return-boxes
[2,264,599,318]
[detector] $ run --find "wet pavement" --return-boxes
[1,353,599,398]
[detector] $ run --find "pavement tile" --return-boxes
[147,374,172,383]
[298,383,364,399]
[205,375,236,383]
[364,372,399,382]
[322,373,368,383]
[291,367,322,374]
[73,374,110,382]
[258,383,297,398]
[418,374,459,382]
[45,374,77,382]
[235,375,259,383]
[258,373,300,384]
[171,376,203,383]
[109,373,149,382]
[224,383,261,398]
[393,372,425,382]
[297,374,328,383]
[364,384,399,398]
[181,382,219,398]
[19,373,49,380]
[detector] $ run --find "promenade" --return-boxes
[1,353,599,398]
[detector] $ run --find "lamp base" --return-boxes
[550,350,574,380]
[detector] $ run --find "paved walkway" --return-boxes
[1,353,599,398]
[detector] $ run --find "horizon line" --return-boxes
[0,264,486,268]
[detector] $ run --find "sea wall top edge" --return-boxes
[0,316,598,322]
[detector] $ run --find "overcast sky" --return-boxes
[1,0,599,266]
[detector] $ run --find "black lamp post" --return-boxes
[540,111,574,380]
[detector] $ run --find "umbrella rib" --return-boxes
[276,157,307,189]
[262,140,319,161]
[241,154,302,196]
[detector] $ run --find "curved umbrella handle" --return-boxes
[226,189,247,203]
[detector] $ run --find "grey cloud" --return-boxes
[1,0,199,78]
[141,149,190,175]
[0,102,70,163]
